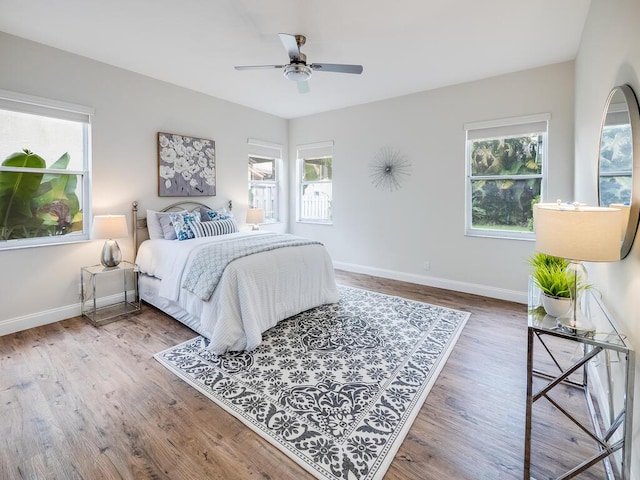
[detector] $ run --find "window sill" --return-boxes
[297,220,333,226]
[465,230,535,241]
[0,236,90,251]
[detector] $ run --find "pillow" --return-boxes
[158,214,178,240]
[169,211,201,241]
[200,207,233,222]
[191,218,238,238]
[146,210,165,240]
[147,209,189,240]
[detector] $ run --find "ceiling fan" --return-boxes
[234,33,363,93]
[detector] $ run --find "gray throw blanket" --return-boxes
[182,233,321,300]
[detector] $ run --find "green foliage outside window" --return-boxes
[303,157,332,181]
[470,136,542,232]
[300,156,332,222]
[0,149,83,241]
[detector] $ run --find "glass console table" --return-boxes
[525,279,635,479]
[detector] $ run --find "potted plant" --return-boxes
[528,253,572,317]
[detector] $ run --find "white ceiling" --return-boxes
[0,0,591,119]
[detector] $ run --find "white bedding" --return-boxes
[136,231,339,354]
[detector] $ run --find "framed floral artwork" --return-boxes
[158,132,216,196]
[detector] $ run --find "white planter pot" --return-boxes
[541,294,571,318]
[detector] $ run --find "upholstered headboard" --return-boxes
[132,199,233,255]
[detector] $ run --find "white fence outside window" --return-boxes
[301,193,331,220]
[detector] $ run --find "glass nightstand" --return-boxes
[81,261,140,325]
[525,278,634,480]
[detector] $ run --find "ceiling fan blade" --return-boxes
[235,65,285,71]
[310,63,363,74]
[297,80,310,94]
[279,33,301,62]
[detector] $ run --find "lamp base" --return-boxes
[556,311,595,335]
[101,239,122,268]
[555,260,594,335]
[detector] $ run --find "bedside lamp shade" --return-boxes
[246,208,265,230]
[92,215,128,267]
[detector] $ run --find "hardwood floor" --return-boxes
[0,271,607,479]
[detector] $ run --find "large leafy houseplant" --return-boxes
[0,149,83,240]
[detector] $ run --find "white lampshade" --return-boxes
[609,203,630,239]
[246,208,265,225]
[534,204,622,261]
[91,215,128,239]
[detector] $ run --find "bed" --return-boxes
[132,200,339,354]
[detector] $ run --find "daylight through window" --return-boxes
[0,89,93,249]
[248,139,281,222]
[465,114,549,240]
[297,141,334,224]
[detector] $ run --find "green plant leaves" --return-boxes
[528,252,590,298]
[470,135,542,231]
[0,150,81,240]
[0,150,46,239]
[532,264,572,298]
[529,252,572,298]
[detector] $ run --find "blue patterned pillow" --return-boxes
[191,219,238,237]
[169,211,201,241]
[200,208,233,222]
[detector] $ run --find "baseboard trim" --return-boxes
[0,291,135,337]
[0,304,80,337]
[333,261,527,304]
[2,264,527,337]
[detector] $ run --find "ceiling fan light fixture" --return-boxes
[283,64,312,82]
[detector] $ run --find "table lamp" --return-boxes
[91,215,129,267]
[246,208,265,230]
[534,202,622,332]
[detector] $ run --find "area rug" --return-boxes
[154,285,470,480]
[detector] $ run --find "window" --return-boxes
[297,141,334,224]
[465,114,549,240]
[248,139,281,222]
[0,89,93,249]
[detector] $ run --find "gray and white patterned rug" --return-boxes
[154,285,470,480]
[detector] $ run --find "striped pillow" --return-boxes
[191,219,238,238]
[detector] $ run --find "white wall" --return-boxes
[288,62,576,302]
[0,32,287,334]
[574,0,640,476]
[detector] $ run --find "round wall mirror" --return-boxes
[598,84,640,259]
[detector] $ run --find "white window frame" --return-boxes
[248,139,282,223]
[0,89,93,250]
[297,141,334,225]
[464,113,549,240]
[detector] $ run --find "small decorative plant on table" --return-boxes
[529,252,573,317]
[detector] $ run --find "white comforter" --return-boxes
[136,231,339,354]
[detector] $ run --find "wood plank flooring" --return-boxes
[0,271,608,479]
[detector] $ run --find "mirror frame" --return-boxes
[597,84,640,259]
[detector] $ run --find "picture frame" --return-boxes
[157,132,216,197]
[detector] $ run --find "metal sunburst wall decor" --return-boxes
[369,146,411,191]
